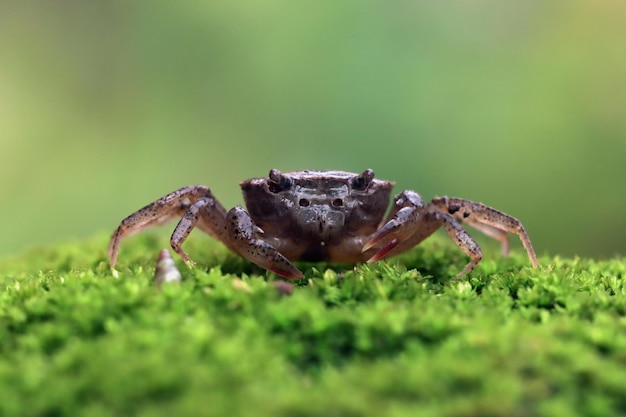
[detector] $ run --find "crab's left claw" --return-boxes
[364,237,400,263]
[227,206,304,280]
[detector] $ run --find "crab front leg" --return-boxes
[108,185,233,268]
[363,192,538,278]
[226,206,304,280]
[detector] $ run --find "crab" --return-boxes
[108,169,538,279]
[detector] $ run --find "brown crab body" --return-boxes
[240,170,393,262]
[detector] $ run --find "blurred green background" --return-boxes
[1,1,625,260]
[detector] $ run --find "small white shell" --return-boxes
[153,249,182,288]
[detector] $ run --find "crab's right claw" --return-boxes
[243,239,304,280]
[227,206,304,280]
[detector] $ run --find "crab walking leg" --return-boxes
[108,186,227,268]
[169,197,235,264]
[432,197,510,256]
[431,197,538,268]
[462,221,510,257]
[226,206,304,280]
[439,213,483,278]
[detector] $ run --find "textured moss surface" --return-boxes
[1,234,625,417]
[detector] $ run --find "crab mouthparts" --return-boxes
[300,206,344,240]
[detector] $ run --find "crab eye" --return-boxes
[299,198,310,207]
[268,168,282,183]
[268,168,292,193]
[351,169,375,190]
[332,198,343,207]
[268,182,281,193]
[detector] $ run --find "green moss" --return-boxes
[1,234,625,417]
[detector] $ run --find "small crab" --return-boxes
[108,169,538,279]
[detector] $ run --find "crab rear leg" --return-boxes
[226,206,304,280]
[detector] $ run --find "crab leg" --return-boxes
[430,197,538,268]
[108,186,229,268]
[439,213,484,277]
[226,206,304,280]
[461,221,510,257]
[169,197,236,264]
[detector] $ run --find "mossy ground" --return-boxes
[1,233,625,417]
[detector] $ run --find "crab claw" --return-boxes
[247,240,304,280]
[366,238,400,262]
[227,206,304,280]
[362,207,416,261]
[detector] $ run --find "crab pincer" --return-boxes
[226,206,304,280]
[362,207,417,261]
